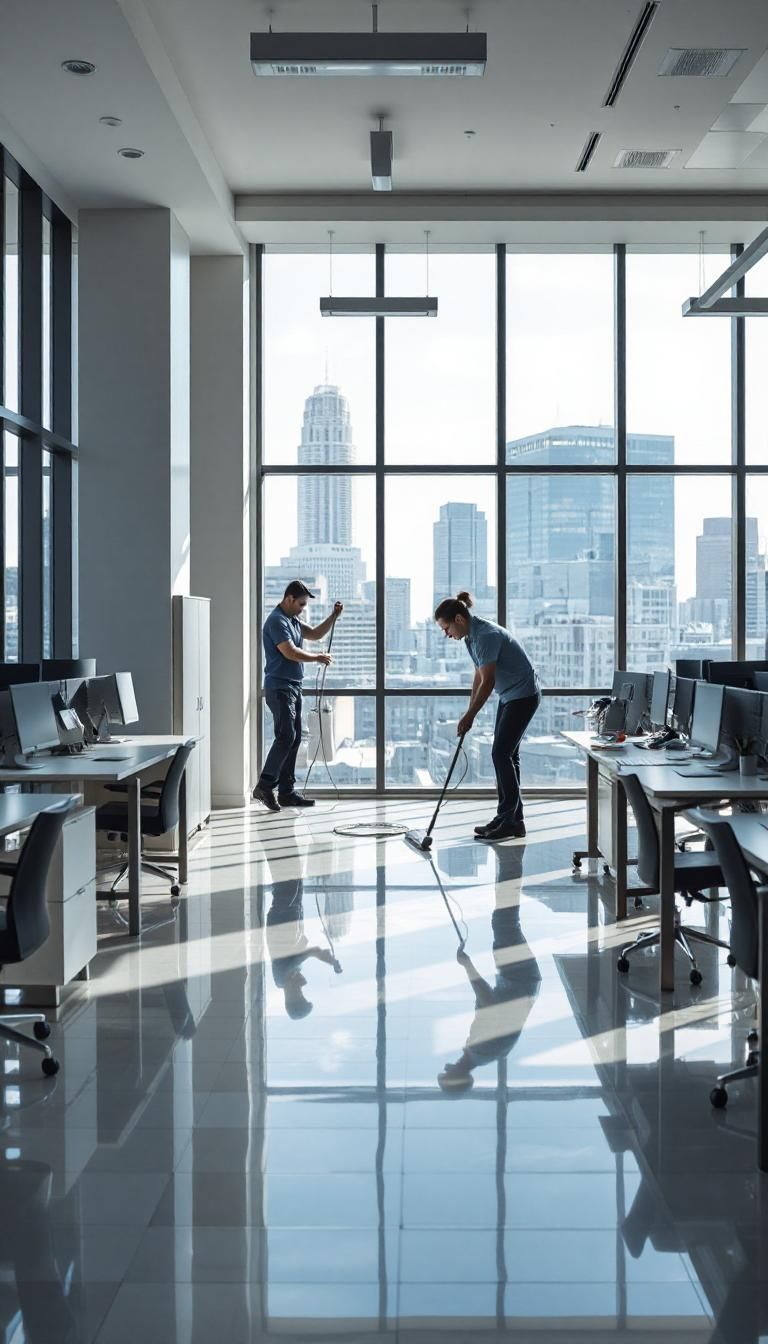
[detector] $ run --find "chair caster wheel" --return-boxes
[747,1050,759,1067]
[633,896,643,909]
[727,953,737,968]
[710,1085,728,1109]
[33,1021,50,1041]
[617,956,630,973]
[748,1030,759,1045]
[690,968,703,986]
[170,884,180,897]
[572,856,582,870]
[42,1056,60,1077]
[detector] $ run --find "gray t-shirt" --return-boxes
[465,615,539,703]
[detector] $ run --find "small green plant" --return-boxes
[734,736,756,756]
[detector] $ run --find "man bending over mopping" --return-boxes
[434,590,540,840]
[253,579,343,813]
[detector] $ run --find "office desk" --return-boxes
[563,731,768,994]
[0,793,81,839]
[0,741,190,936]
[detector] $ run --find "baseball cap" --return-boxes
[284,579,317,600]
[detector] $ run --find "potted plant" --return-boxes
[734,736,758,776]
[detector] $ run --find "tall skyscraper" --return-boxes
[297,384,354,545]
[692,515,765,641]
[433,502,493,612]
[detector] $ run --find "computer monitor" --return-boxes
[689,681,725,755]
[8,681,60,760]
[673,677,696,735]
[0,662,41,692]
[721,687,763,750]
[87,673,139,729]
[755,672,768,693]
[41,658,96,680]
[650,670,671,729]
[675,659,706,680]
[611,670,650,734]
[705,659,768,689]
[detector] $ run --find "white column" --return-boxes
[190,255,250,806]
[78,208,190,734]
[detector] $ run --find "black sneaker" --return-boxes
[474,817,500,837]
[253,784,280,813]
[278,793,316,808]
[479,818,526,842]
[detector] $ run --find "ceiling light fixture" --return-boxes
[320,228,438,317]
[603,3,659,108]
[99,115,122,127]
[371,121,393,191]
[251,4,486,78]
[117,147,144,159]
[575,131,600,172]
[61,59,96,75]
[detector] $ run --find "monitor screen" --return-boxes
[41,658,96,680]
[8,681,60,755]
[689,681,725,754]
[673,677,696,734]
[754,672,768,693]
[0,663,41,692]
[115,672,138,726]
[612,670,650,734]
[721,687,763,747]
[650,670,671,729]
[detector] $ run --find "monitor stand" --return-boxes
[9,753,45,770]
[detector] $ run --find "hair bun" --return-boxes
[456,591,473,607]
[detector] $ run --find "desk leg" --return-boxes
[178,770,188,885]
[759,897,768,1172]
[658,806,676,994]
[128,777,142,937]
[614,778,628,922]
[574,755,600,869]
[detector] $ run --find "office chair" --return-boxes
[0,801,76,1076]
[95,740,195,904]
[691,813,761,1110]
[616,773,731,985]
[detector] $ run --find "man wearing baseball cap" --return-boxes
[253,580,343,812]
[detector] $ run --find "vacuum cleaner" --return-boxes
[404,734,467,853]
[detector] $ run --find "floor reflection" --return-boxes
[0,799,764,1339]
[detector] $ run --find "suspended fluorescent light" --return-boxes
[320,296,438,316]
[250,32,486,77]
[370,128,393,191]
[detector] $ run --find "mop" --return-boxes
[404,733,467,853]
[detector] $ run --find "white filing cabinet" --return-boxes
[173,595,211,835]
[0,806,97,1004]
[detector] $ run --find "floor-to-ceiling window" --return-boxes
[0,149,76,660]
[255,243,763,793]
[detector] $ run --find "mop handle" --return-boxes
[425,733,467,839]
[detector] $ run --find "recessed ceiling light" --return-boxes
[99,115,122,127]
[117,147,144,159]
[62,59,96,75]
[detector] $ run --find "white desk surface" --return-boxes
[562,730,768,798]
[0,793,82,838]
[0,741,180,785]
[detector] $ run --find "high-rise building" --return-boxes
[432,501,495,614]
[693,515,765,643]
[297,384,355,546]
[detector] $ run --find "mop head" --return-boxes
[405,829,432,852]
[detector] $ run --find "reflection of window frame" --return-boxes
[0,146,76,661]
[254,243,764,796]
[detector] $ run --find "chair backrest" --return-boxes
[4,802,75,963]
[696,817,759,980]
[620,773,660,891]
[157,740,196,833]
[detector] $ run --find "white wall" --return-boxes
[78,207,190,734]
[190,255,250,806]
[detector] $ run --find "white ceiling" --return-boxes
[2,0,768,250]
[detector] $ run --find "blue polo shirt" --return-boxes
[264,605,304,689]
[465,615,539,704]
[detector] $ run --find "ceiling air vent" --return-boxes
[614,148,677,168]
[658,48,744,78]
[603,2,659,108]
[575,132,601,173]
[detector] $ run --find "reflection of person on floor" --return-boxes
[266,877,336,1018]
[438,852,541,1091]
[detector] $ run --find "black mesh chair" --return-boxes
[0,800,77,1076]
[617,773,730,985]
[95,741,195,901]
[692,812,761,1110]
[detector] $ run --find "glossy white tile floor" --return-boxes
[1,795,766,1341]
